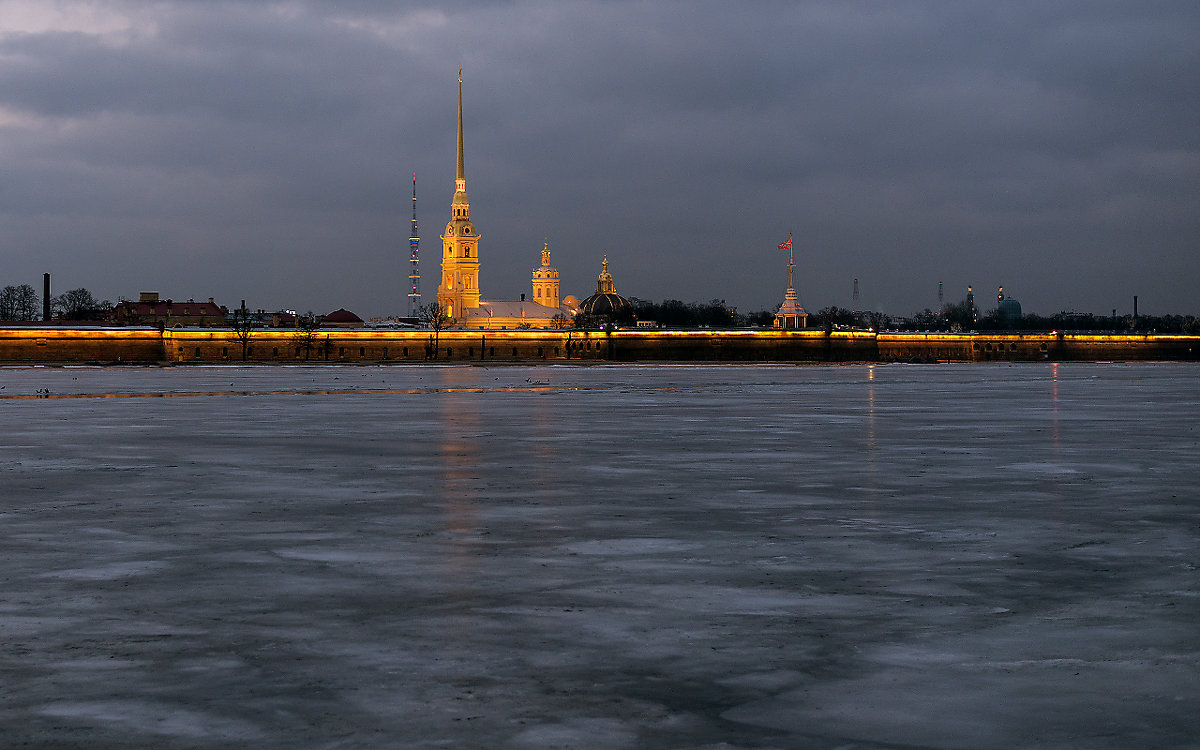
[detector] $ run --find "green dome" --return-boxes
[579,292,634,323]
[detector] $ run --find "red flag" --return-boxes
[778,235,793,251]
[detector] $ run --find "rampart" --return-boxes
[1,326,1196,364]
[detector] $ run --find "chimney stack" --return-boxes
[43,273,51,321]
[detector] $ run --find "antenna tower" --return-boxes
[852,278,860,305]
[408,173,420,316]
[938,280,943,306]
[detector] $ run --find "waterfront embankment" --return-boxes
[2,326,1197,364]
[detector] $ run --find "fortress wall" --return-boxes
[0,328,165,363]
[1050,334,1198,361]
[600,330,866,361]
[163,329,573,363]
[1,327,1196,364]
[879,333,1052,362]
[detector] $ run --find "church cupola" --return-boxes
[596,253,615,294]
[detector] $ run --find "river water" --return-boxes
[2,362,1197,748]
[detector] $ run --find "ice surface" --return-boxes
[1,362,1197,748]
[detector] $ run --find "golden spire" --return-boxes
[542,239,551,266]
[456,68,465,184]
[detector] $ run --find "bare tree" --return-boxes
[228,304,255,361]
[417,301,452,359]
[550,312,570,329]
[292,311,320,360]
[0,287,16,321]
[0,284,40,321]
[53,288,109,320]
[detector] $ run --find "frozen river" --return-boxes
[1,363,1197,749]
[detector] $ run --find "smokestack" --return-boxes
[43,273,51,321]
[1133,295,1138,318]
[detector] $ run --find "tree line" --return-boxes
[627,298,738,328]
[4,282,1197,334]
[0,284,110,321]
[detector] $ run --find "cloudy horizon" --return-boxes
[2,1,1197,320]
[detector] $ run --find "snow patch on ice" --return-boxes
[508,717,636,749]
[37,700,263,740]
[39,560,168,580]
[272,547,397,564]
[565,538,701,555]
[1004,462,1080,475]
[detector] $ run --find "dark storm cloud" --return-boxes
[1,0,1197,317]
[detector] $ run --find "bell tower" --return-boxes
[532,240,559,308]
[437,68,481,318]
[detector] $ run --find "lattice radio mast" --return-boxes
[408,173,420,316]
[852,278,860,305]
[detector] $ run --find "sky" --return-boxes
[1,0,1198,319]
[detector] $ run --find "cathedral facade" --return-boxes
[436,72,576,329]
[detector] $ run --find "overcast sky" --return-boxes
[2,0,1197,319]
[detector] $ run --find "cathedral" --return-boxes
[435,72,579,329]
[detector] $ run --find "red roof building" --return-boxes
[113,292,228,327]
[320,308,364,328]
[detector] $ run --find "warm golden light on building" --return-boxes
[432,72,576,330]
[437,71,481,319]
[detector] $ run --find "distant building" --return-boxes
[320,308,365,328]
[266,311,298,328]
[113,292,227,327]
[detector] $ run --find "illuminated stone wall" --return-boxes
[0,328,166,363]
[1,327,1196,364]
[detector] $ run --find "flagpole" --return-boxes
[787,233,794,290]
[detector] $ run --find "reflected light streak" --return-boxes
[866,365,877,454]
[435,369,485,601]
[863,364,880,509]
[0,385,606,401]
[1050,362,1061,458]
[1047,362,1065,504]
